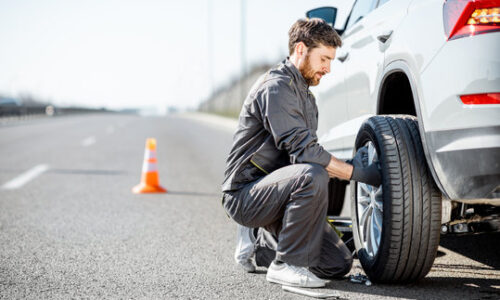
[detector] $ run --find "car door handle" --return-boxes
[337,51,349,62]
[377,30,393,43]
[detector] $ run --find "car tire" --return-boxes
[351,115,442,283]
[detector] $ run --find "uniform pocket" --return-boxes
[251,149,289,175]
[239,161,266,182]
[250,158,269,175]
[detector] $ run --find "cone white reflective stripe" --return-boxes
[144,149,157,160]
[142,161,158,173]
[132,137,166,194]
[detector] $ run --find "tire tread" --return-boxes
[352,115,441,283]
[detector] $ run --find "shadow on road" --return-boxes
[50,169,128,176]
[167,190,221,197]
[439,232,500,270]
[323,232,500,299]
[324,276,500,300]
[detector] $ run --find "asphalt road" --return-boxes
[0,113,499,299]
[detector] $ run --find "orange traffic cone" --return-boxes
[132,138,167,194]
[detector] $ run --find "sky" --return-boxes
[0,0,353,112]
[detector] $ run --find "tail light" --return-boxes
[461,92,500,104]
[443,0,500,40]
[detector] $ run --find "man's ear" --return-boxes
[295,42,308,59]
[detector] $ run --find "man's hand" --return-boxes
[348,147,382,187]
[325,156,354,181]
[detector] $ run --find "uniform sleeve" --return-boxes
[258,79,332,167]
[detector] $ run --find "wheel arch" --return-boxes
[376,60,448,198]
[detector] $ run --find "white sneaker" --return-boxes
[266,261,326,288]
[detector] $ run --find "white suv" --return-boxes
[307,0,500,283]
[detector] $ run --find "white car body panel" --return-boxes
[311,0,500,202]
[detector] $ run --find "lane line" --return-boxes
[81,136,96,147]
[1,164,50,190]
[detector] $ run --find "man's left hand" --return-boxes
[348,147,382,187]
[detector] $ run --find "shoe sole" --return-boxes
[266,275,326,288]
[242,267,256,273]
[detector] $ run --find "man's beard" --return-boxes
[299,54,325,86]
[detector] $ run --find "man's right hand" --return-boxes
[348,147,382,187]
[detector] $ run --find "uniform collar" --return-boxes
[284,57,309,92]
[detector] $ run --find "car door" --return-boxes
[340,0,384,151]
[343,0,412,149]
[315,58,350,159]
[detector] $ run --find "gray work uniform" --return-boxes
[222,58,352,278]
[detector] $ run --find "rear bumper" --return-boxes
[426,126,500,199]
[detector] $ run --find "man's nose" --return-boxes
[324,63,330,74]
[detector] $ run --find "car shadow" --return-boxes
[324,276,500,300]
[320,232,500,299]
[439,232,500,270]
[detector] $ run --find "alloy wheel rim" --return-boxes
[356,141,383,258]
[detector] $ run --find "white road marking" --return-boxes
[81,136,96,147]
[1,164,50,190]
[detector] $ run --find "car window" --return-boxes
[345,0,379,30]
[378,0,390,6]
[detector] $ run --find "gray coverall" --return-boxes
[222,58,352,278]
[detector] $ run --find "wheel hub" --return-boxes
[356,141,383,258]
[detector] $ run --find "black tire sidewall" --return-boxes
[351,117,393,280]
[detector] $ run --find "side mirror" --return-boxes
[306,7,338,28]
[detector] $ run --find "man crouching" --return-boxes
[221,18,381,288]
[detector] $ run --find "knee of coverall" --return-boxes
[314,255,353,279]
[301,163,329,195]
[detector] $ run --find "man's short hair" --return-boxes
[288,18,342,55]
